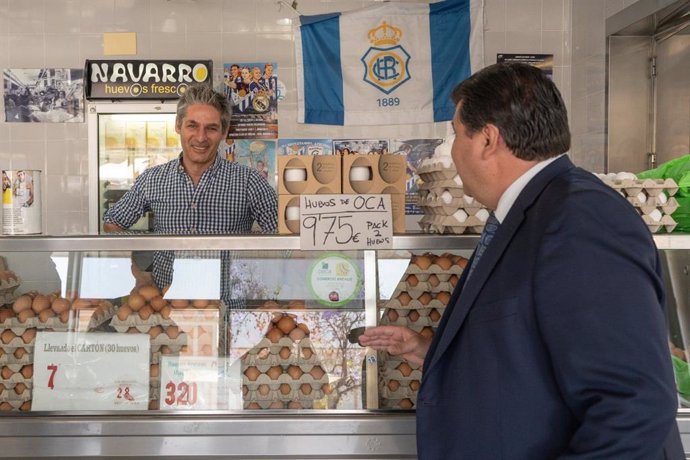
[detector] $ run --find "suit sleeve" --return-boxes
[533,192,678,459]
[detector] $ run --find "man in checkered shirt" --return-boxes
[104,84,277,307]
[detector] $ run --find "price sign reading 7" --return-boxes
[302,214,360,247]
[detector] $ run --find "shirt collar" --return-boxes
[176,151,225,176]
[494,154,565,223]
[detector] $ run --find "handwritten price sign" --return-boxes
[33,332,150,411]
[159,356,220,410]
[300,194,393,250]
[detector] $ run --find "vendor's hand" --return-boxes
[131,262,155,293]
[358,325,430,367]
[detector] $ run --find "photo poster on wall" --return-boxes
[496,54,554,79]
[222,62,279,140]
[277,139,334,156]
[390,138,444,215]
[333,139,389,155]
[232,139,277,190]
[3,68,84,123]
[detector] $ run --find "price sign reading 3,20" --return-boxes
[300,194,393,251]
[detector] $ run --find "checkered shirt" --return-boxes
[104,152,278,307]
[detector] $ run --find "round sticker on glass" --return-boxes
[308,253,361,307]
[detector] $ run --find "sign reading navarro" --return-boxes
[85,59,213,100]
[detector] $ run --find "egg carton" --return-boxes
[379,380,421,400]
[642,214,678,233]
[242,364,328,391]
[0,399,31,411]
[381,307,446,328]
[417,163,457,182]
[0,332,37,350]
[418,178,464,193]
[394,279,456,294]
[150,332,187,354]
[0,385,31,402]
[110,311,178,332]
[168,308,220,322]
[243,398,316,410]
[0,348,32,366]
[87,303,118,331]
[0,315,71,332]
[242,339,319,367]
[379,395,417,409]
[601,177,678,196]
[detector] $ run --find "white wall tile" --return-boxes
[542,0,564,31]
[7,139,45,169]
[255,33,294,64]
[221,32,257,62]
[222,0,256,34]
[79,34,105,62]
[8,34,45,67]
[10,123,45,142]
[45,34,82,68]
[150,32,187,59]
[506,0,541,32]
[541,30,564,66]
[187,0,222,33]
[483,31,506,65]
[114,0,150,33]
[44,174,83,212]
[150,0,183,33]
[45,0,81,34]
[79,0,116,34]
[8,0,44,35]
[484,0,506,32]
[0,0,9,34]
[503,30,542,53]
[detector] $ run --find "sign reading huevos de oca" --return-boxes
[84,59,213,100]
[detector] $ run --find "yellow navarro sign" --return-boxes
[84,59,213,100]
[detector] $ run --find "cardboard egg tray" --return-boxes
[341,153,406,195]
[242,337,319,367]
[381,306,446,328]
[0,399,31,411]
[110,312,178,332]
[601,177,679,196]
[0,274,21,307]
[242,364,327,390]
[278,154,342,195]
[0,347,32,366]
[0,315,71,332]
[379,378,421,400]
[417,162,457,182]
[0,384,31,402]
[0,364,32,385]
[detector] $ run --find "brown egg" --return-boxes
[1,367,13,379]
[38,309,56,322]
[387,309,399,322]
[14,382,27,395]
[279,347,291,360]
[428,274,440,287]
[268,400,284,409]
[296,323,310,336]
[0,402,14,411]
[12,295,32,314]
[170,299,189,309]
[279,383,292,395]
[51,298,70,314]
[246,402,261,409]
[257,347,270,360]
[20,364,33,379]
[287,300,305,310]
[322,383,333,395]
[267,366,283,380]
[449,274,459,287]
[148,325,163,338]
[59,309,71,323]
[160,345,174,355]
[406,274,419,287]
[262,300,281,309]
[288,326,306,342]
[419,327,434,339]
[397,362,413,377]
[1,330,16,344]
[137,285,159,301]
[192,299,209,309]
[301,347,313,360]
[138,305,154,321]
[17,309,35,323]
[0,308,14,323]
[396,292,412,306]
[31,295,51,313]
[429,309,441,322]
[14,348,27,359]
[116,305,132,321]
[150,363,160,378]
[258,384,271,396]
[388,379,400,392]
[418,293,432,306]
[150,296,167,312]
[127,327,140,334]
[454,256,469,269]
[407,310,420,323]
[436,292,451,305]
[21,328,36,344]
[287,401,303,409]
[166,325,180,339]
[71,298,93,310]
[128,293,145,312]
[412,255,432,270]
[399,398,414,409]
[434,256,452,270]
[309,366,325,380]
[300,383,312,395]
[242,385,249,396]
[244,366,260,381]
[159,305,172,319]
[277,316,296,334]
[286,365,303,380]
[201,344,213,356]
[409,380,420,391]
[266,327,284,343]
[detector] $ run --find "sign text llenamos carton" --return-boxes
[85,59,213,100]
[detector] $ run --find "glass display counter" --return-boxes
[0,234,477,459]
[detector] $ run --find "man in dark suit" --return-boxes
[360,62,684,459]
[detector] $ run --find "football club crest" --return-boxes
[361,21,411,95]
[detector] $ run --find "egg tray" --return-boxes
[0,335,37,351]
[600,178,679,196]
[641,214,678,233]
[150,332,187,354]
[0,348,32,366]
[393,279,455,294]
[418,214,485,235]
[0,370,32,386]
[242,338,319,367]
[389,286,453,302]
[383,295,448,310]
[379,396,417,410]
[86,304,118,331]
[379,379,421,400]
[418,177,464,193]
[0,385,31,402]
[243,399,316,410]
[168,308,220,321]
[0,399,30,411]
[0,315,71,332]
[109,312,179,332]
[626,195,679,212]
[405,259,465,276]
[244,384,327,404]
[381,307,445,328]
[417,163,457,182]
[417,196,485,218]
[242,365,329,391]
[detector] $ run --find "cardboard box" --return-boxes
[278,194,302,235]
[342,154,406,195]
[277,155,341,195]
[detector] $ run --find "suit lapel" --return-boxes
[423,155,575,376]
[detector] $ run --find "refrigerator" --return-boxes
[87,102,180,234]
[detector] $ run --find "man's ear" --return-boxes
[480,124,501,158]
[174,118,182,134]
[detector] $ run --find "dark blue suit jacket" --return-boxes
[417,156,684,459]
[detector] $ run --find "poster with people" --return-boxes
[3,68,84,122]
[230,140,277,190]
[390,138,444,215]
[222,62,281,140]
[333,139,389,155]
[277,139,333,156]
[496,54,554,79]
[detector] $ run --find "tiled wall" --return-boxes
[0,0,613,235]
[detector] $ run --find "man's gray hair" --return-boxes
[176,84,232,133]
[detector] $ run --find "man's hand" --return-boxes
[358,325,430,367]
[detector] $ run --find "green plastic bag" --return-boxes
[637,154,690,231]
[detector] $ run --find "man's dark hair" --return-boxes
[452,62,570,161]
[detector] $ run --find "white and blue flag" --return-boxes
[295,0,484,126]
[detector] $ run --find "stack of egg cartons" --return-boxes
[377,252,468,409]
[596,172,679,233]
[417,136,489,234]
[241,312,330,409]
[0,271,20,307]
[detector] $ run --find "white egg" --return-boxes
[453,174,463,186]
[475,208,490,222]
[648,209,663,222]
[615,171,637,181]
[453,209,468,222]
[441,190,453,204]
[657,192,668,204]
[635,192,647,203]
[463,195,475,206]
